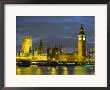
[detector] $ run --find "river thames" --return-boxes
[16,65,95,75]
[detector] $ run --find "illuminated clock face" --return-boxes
[79,38,81,40]
[83,37,85,40]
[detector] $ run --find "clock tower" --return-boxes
[78,24,86,62]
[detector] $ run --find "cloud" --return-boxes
[16,16,95,51]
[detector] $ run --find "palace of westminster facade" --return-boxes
[16,25,95,63]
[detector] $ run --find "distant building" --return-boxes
[37,40,44,54]
[88,47,95,59]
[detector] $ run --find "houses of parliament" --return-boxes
[16,25,95,63]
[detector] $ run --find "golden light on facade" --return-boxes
[78,25,86,62]
[22,35,32,54]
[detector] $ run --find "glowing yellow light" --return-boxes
[63,67,68,75]
[51,67,57,75]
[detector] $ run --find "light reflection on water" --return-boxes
[16,65,95,75]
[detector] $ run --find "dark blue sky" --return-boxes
[16,16,95,52]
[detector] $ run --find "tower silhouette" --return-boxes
[78,24,86,62]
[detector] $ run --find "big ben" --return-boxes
[78,24,86,62]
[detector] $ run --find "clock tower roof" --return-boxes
[78,24,85,35]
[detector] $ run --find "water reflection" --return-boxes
[50,67,57,75]
[73,66,86,75]
[16,65,95,75]
[63,66,68,75]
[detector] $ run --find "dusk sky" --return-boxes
[16,16,95,52]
